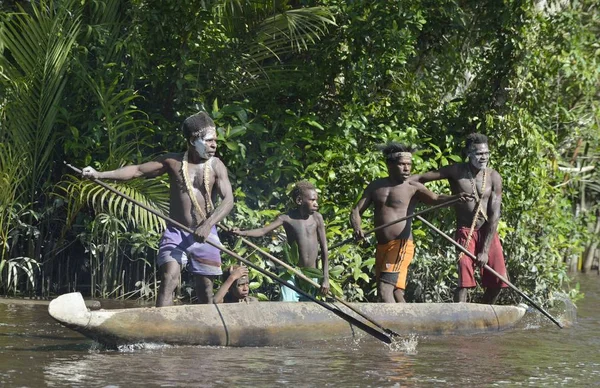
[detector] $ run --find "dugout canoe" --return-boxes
[49,292,526,348]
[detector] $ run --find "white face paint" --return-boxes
[468,143,490,170]
[192,130,217,159]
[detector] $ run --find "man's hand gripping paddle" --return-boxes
[416,215,563,329]
[65,162,394,344]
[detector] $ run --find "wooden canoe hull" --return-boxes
[49,292,526,348]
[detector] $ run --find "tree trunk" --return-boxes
[582,210,600,273]
[582,242,598,273]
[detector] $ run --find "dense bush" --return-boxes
[0,0,597,305]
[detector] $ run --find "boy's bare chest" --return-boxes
[286,218,317,237]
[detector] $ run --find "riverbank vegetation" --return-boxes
[0,0,598,306]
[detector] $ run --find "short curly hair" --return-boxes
[181,112,216,141]
[465,133,488,150]
[291,180,316,200]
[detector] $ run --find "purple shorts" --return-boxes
[157,225,222,276]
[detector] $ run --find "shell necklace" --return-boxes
[468,167,488,203]
[181,150,213,224]
[458,167,488,261]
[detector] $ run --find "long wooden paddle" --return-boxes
[66,163,393,344]
[415,215,563,329]
[217,223,403,338]
[329,197,463,250]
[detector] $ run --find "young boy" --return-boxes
[232,181,329,301]
[82,112,234,306]
[213,265,257,303]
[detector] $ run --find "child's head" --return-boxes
[224,266,250,299]
[291,180,318,214]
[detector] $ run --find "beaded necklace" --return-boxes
[181,150,214,224]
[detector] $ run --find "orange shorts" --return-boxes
[375,239,415,290]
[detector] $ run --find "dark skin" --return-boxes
[232,189,330,295]
[82,129,234,307]
[213,266,252,303]
[410,143,503,303]
[351,155,471,303]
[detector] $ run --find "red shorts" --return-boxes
[455,227,508,289]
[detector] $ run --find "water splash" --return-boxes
[519,292,578,329]
[116,342,173,352]
[387,334,419,354]
[551,292,577,328]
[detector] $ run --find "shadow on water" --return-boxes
[7,343,94,352]
[0,332,86,341]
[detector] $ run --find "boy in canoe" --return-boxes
[410,133,507,304]
[82,112,234,306]
[231,181,329,301]
[213,265,257,303]
[351,143,471,303]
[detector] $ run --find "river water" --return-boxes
[0,275,598,387]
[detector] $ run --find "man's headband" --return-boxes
[387,152,412,160]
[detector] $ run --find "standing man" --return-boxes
[82,112,234,306]
[411,133,507,304]
[351,143,470,303]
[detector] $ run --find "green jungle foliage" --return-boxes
[0,0,598,307]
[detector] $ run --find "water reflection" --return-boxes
[2,275,600,387]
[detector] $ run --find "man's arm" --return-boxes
[350,183,374,240]
[232,216,285,238]
[81,157,169,180]
[213,266,249,304]
[315,213,329,295]
[412,181,472,205]
[477,170,502,266]
[196,158,234,240]
[409,165,455,184]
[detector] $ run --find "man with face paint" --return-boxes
[82,112,234,306]
[351,143,471,303]
[410,133,507,304]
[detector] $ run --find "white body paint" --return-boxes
[468,143,489,170]
[193,129,217,160]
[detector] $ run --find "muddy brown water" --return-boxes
[1,275,598,387]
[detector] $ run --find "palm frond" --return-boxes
[247,7,336,62]
[0,0,82,202]
[59,175,169,233]
[85,76,152,165]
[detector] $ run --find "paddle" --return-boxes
[329,197,463,250]
[217,223,403,338]
[65,163,393,344]
[415,215,564,329]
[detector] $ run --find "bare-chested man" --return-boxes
[410,133,507,304]
[232,181,329,301]
[351,143,470,303]
[82,112,234,306]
